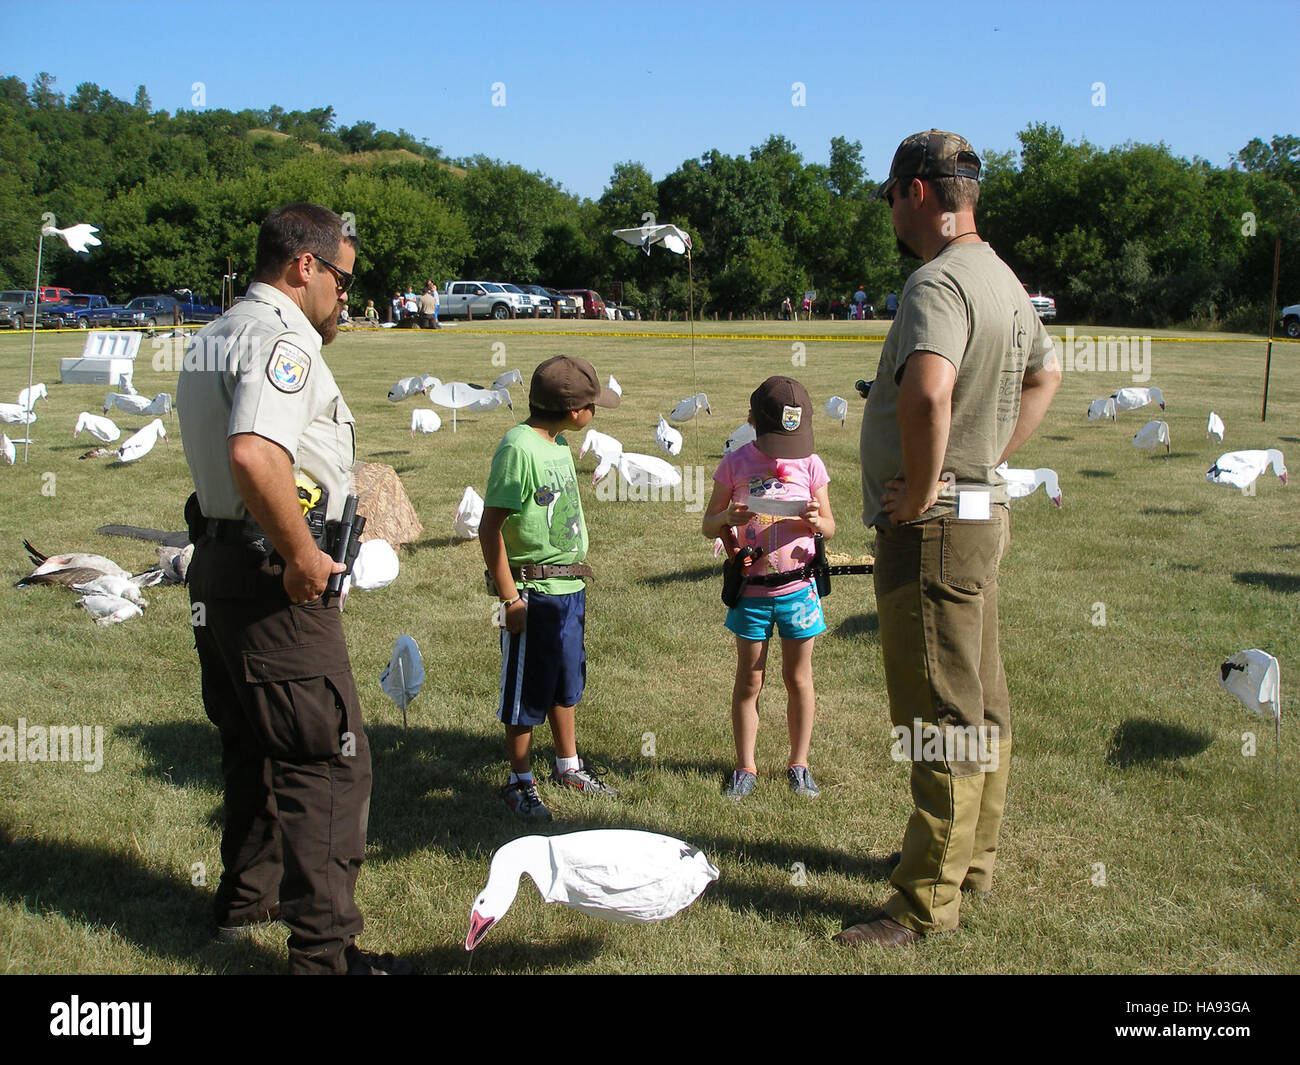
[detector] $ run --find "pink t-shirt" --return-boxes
[713,442,829,597]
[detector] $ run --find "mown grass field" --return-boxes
[0,319,1296,974]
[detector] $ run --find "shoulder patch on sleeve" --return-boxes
[267,340,312,393]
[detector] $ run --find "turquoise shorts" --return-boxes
[725,583,826,642]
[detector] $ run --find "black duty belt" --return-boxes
[204,516,333,551]
[749,565,816,586]
[747,561,877,585]
[511,563,594,581]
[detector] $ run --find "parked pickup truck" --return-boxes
[111,290,222,328]
[439,281,531,320]
[40,294,122,329]
[1281,303,1299,339]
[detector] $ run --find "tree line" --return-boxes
[2,72,1295,331]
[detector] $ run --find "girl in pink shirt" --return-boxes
[702,377,836,800]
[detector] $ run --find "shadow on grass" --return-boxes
[0,822,283,972]
[1272,543,1300,552]
[1233,571,1300,593]
[435,932,605,974]
[834,612,879,637]
[641,563,717,587]
[366,450,410,459]
[1141,506,1205,517]
[114,722,891,928]
[119,721,221,790]
[1042,435,1073,442]
[1105,718,1213,768]
[1077,469,1116,479]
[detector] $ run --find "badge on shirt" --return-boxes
[267,340,311,394]
[781,405,802,431]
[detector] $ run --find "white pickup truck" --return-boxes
[440,281,530,320]
[1280,303,1299,339]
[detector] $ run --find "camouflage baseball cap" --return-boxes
[875,129,981,201]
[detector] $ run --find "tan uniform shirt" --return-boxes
[418,291,437,316]
[177,281,355,521]
[860,242,1053,526]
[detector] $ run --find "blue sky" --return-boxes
[3,0,1297,200]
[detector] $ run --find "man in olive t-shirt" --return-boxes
[838,131,1061,948]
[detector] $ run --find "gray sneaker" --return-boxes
[501,779,553,821]
[787,765,820,798]
[552,758,619,797]
[723,769,757,801]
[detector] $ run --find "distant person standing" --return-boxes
[885,291,899,320]
[780,296,793,321]
[390,291,402,324]
[418,284,437,329]
[426,279,441,328]
[839,130,1060,949]
[801,295,812,320]
[853,286,867,321]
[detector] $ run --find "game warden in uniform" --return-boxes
[177,202,410,974]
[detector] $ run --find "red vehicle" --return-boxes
[37,285,74,304]
[560,289,607,320]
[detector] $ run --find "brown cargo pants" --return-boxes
[189,539,371,974]
[872,505,1012,934]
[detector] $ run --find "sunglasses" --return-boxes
[306,253,355,294]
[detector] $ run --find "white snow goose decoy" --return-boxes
[654,415,683,457]
[104,392,171,417]
[669,393,710,423]
[1132,420,1171,453]
[466,830,719,950]
[18,383,47,411]
[410,409,441,435]
[1206,449,1287,490]
[388,376,427,402]
[116,418,167,463]
[0,403,35,426]
[995,462,1062,507]
[1087,397,1116,422]
[74,412,121,443]
[615,451,682,490]
[1206,411,1225,442]
[724,422,756,453]
[579,428,625,484]
[1112,386,1164,413]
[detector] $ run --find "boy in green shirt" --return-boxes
[480,356,622,820]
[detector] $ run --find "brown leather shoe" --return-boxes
[833,912,922,947]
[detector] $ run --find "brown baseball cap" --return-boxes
[751,376,813,459]
[875,129,981,201]
[529,355,621,413]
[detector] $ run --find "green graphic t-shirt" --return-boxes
[485,423,587,594]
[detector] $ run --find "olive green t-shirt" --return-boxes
[859,242,1054,526]
[484,423,587,594]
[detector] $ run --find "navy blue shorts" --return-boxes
[498,588,586,727]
